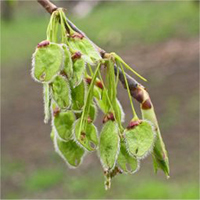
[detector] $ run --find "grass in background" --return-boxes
[2,161,199,199]
[1,1,199,67]
[73,1,198,48]
[1,12,49,67]
[24,168,64,191]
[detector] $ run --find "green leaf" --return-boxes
[125,120,156,159]
[99,121,120,170]
[54,134,85,168]
[117,141,139,173]
[71,58,85,87]
[106,60,116,103]
[53,111,76,141]
[51,75,71,109]
[32,42,64,83]
[61,44,73,79]
[43,83,51,124]
[73,119,98,151]
[68,36,101,65]
[71,80,86,112]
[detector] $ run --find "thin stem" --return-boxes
[98,70,124,132]
[115,64,119,90]
[87,64,94,76]
[58,10,67,43]
[119,61,138,120]
[78,63,101,137]
[46,11,54,41]
[114,54,147,82]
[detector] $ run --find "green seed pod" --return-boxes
[53,110,76,141]
[32,42,64,83]
[93,85,102,100]
[68,35,101,65]
[73,119,98,151]
[71,80,86,112]
[116,99,125,123]
[71,58,85,87]
[96,90,110,114]
[53,134,85,168]
[125,120,156,159]
[117,141,140,173]
[51,75,71,109]
[43,83,51,124]
[99,121,120,171]
[89,103,98,122]
[61,44,73,79]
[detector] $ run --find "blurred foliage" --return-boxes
[74,1,198,47]
[1,1,198,67]
[2,159,199,199]
[24,168,64,191]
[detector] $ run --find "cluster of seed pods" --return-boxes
[31,9,169,190]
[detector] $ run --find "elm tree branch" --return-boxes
[37,1,171,178]
[37,0,143,102]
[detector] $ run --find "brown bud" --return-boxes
[130,87,144,103]
[108,112,115,121]
[102,112,115,123]
[72,51,82,60]
[53,107,60,117]
[141,99,152,110]
[104,170,108,176]
[80,132,86,141]
[60,70,68,79]
[71,33,84,39]
[85,77,92,85]
[37,40,50,48]
[103,115,108,124]
[87,117,92,124]
[127,120,142,130]
[96,80,104,89]
[110,167,122,178]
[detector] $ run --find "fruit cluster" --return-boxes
[31,9,169,190]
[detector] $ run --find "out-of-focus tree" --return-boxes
[58,0,102,18]
[72,0,101,18]
[2,0,17,21]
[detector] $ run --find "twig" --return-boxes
[38,0,57,14]
[37,0,143,102]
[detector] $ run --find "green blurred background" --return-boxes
[1,0,199,199]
